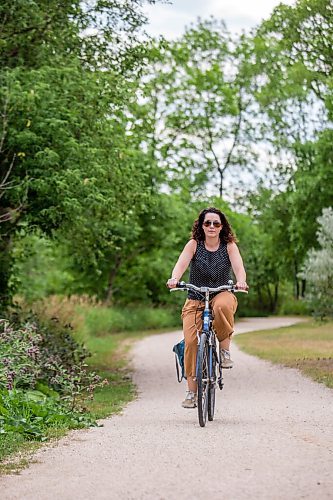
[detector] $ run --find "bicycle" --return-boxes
[171,280,246,427]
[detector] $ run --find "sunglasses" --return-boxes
[203,220,222,228]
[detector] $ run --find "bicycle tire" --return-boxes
[197,333,209,427]
[208,346,217,421]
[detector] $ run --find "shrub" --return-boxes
[0,312,108,444]
[0,315,107,409]
[278,297,311,316]
[0,388,97,441]
[300,207,333,319]
[0,320,42,390]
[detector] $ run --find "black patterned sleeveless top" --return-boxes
[188,240,232,300]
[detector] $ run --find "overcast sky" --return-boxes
[143,0,296,38]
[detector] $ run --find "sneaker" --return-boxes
[220,349,234,369]
[181,391,197,409]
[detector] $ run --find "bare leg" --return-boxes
[187,376,197,393]
[219,333,232,351]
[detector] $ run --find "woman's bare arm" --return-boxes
[227,242,248,289]
[167,239,197,288]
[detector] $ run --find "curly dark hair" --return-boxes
[191,207,237,243]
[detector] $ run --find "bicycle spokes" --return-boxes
[197,334,209,427]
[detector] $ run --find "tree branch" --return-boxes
[0,92,9,154]
[0,203,23,223]
[223,91,243,175]
[0,154,16,200]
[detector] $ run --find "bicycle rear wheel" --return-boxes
[208,346,217,421]
[197,333,209,427]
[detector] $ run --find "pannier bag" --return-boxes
[172,339,186,383]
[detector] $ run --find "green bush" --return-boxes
[234,293,269,318]
[299,208,333,320]
[0,388,97,441]
[0,320,42,389]
[278,297,311,316]
[0,313,108,446]
[0,314,107,405]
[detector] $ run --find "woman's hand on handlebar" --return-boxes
[235,281,249,291]
[166,277,178,288]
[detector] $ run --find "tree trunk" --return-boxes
[294,259,300,299]
[218,169,223,198]
[257,284,264,310]
[105,256,122,305]
[0,234,12,310]
[273,282,279,312]
[266,283,274,312]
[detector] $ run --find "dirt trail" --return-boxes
[2,317,333,500]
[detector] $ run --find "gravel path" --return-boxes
[2,317,333,500]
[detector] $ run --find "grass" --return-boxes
[234,319,333,388]
[0,430,67,475]
[83,331,139,419]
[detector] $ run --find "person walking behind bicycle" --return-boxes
[167,207,248,409]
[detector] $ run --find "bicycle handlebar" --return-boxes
[170,280,248,294]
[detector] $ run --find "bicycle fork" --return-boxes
[217,352,224,390]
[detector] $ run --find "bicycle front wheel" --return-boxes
[197,333,209,427]
[208,346,217,421]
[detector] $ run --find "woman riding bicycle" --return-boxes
[167,207,248,409]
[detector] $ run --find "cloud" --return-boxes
[143,0,296,39]
[143,4,192,39]
[210,0,295,30]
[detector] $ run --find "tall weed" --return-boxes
[27,295,181,336]
[81,305,180,336]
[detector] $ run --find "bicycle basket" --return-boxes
[172,339,186,383]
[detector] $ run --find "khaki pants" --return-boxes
[181,292,238,378]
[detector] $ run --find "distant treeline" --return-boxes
[0,0,332,317]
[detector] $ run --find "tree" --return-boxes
[288,130,333,264]
[253,0,332,135]
[140,20,258,200]
[248,0,332,193]
[244,0,333,306]
[0,0,161,303]
[0,0,158,70]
